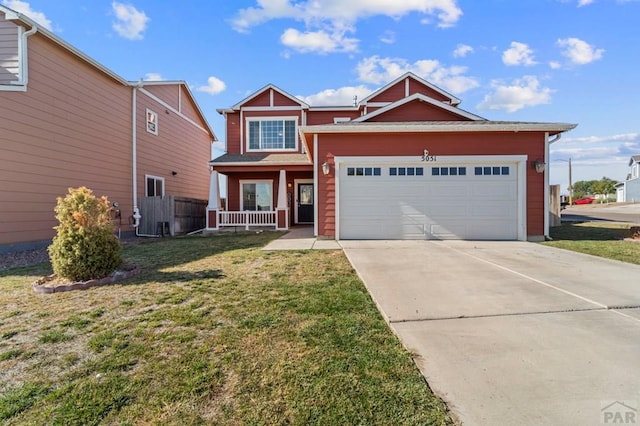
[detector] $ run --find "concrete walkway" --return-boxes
[341,240,640,425]
[261,226,341,250]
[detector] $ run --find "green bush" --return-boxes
[48,187,122,282]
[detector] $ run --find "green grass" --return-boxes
[0,233,453,425]
[543,222,640,264]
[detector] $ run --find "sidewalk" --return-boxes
[262,226,341,250]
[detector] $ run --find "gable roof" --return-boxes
[359,72,462,106]
[218,84,310,114]
[629,155,640,166]
[353,93,484,123]
[0,4,216,140]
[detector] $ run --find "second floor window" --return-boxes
[247,118,296,151]
[146,109,158,135]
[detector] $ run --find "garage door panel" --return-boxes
[339,161,519,240]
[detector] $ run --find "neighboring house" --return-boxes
[208,72,576,241]
[618,155,640,202]
[0,5,216,252]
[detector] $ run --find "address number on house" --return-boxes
[422,149,437,162]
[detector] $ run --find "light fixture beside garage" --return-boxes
[532,159,546,174]
[322,161,330,176]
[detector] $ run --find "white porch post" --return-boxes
[276,169,289,230]
[206,170,221,230]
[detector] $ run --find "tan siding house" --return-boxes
[0,5,216,252]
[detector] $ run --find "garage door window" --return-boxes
[475,166,510,176]
[431,167,467,176]
[347,167,381,176]
[389,167,424,176]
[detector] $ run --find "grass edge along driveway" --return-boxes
[543,222,640,265]
[0,233,454,425]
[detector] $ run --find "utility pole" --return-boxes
[568,158,573,206]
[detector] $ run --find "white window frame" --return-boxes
[145,174,165,197]
[239,180,273,211]
[146,108,158,135]
[245,116,298,152]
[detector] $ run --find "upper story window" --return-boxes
[247,117,297,151]
[146,109,158,135]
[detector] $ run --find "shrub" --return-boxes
[48,187,122,281]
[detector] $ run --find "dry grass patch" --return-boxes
[1,232,452,425]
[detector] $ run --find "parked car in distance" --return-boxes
[573,196,596,205]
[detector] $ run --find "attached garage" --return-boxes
[336,156,526,240]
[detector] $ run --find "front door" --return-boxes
[297,183,314,223]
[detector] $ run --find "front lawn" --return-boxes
[0,233,452,425]
[543,222,639,265]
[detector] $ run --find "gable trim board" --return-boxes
[353,93,485,122]
[333,155,527,241]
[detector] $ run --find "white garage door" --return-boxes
[338,161,520,240]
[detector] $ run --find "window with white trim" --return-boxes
[247,118,297,151]
[145,175,164,197]
[146,109,158,135]
[240,181,273,211]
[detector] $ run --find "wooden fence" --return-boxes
[139,196,207,236]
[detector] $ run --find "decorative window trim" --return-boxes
[245,116,298,152]
[239,180,273,211]
[145,175,165,197]
[146,109,158,135]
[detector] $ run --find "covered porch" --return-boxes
[206,154,314,232]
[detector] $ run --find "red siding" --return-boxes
[273,90,300,107]
[367,100,471,122]
[145,85,179,110]
[315,132,546,239]
[368,80,405,103]
[408,79,451,103]
[306,109,361,125]
[244,90,270,107]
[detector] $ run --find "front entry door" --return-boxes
[297,183,314,223]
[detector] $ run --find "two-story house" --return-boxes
[0,5,216,252]
[208,72,576,241]
[617,155,640,202]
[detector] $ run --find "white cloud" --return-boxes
[232,0,463,31]
[297,85,372,106]
[355,55,479,94]
[577,0,595,6]
[111,1,149,40]
[557,37,604,65]
[143,73,164,81]
[477,76,553,113]
[2,0,52,30]
[453,43,473,58]
[379,30,396,45]
[549,61,562,69]
[196,76,227,95]
[280,28,358,53]
[231,0,462,53]
[502,42,537,66]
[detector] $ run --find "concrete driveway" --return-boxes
[341,240,640,425]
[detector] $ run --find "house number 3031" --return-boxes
[422,149,437,162]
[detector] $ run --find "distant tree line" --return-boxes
[572,177,617,199]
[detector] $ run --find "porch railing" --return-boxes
[218,211,277,230]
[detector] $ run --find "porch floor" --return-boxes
[262,226,341,251]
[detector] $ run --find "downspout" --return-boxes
[131,83,160,237]
[20,25,38,85]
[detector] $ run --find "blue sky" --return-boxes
[4,0,640,193]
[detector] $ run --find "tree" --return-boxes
[48,187,122,282]
[572,177,617,199]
